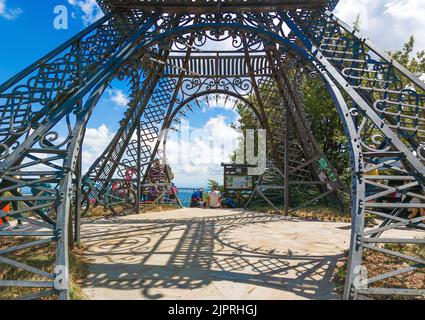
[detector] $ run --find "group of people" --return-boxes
[190,186,238,209]
[139,183,179,204]
[190,186,223,209]
[366,167,425,220]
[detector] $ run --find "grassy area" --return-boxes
[1,204,180,299]
[139,204,180,214]
[289,206,352,223]
[250,205,424,299]
[87,203,179,218]
[249,205,352,223]
[0,238,89,300]
[249,205,382,227]
[333,244,425,300]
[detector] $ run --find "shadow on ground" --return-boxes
[81,209,348,300]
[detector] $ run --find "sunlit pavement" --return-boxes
[80,208,358,300]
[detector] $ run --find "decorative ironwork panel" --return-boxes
[285,6,425,299]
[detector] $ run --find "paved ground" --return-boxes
[81,208,356,300]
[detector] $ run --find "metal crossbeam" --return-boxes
[163,54,274,77]
[98,0,329,13]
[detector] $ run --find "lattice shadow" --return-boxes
[81,212,344,299]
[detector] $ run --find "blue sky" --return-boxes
[0,1,86,81]
[1,0,424,188]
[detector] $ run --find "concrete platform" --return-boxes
[80,208,357,300]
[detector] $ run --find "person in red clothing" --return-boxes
[0,178,23,229]
[0,203,11,230]
[167,183,178,203]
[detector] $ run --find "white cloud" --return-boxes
[192,95,244,125]
[0,0,5,14]
[82,124,115,171]
[205,95,238,111]
[68,0,103,25]
[80,117,241,186]
[335,0,425,51]
[165,116,243,187]
[108,88,129,108]
[0,0,22,20]
[384,0,425,21]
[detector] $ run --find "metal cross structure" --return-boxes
[0,0,424,300]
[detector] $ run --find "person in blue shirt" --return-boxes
[190,188,204,208]
[222,193,237,209]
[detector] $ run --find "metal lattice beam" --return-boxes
[98,0,330,13]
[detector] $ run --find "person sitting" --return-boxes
[147,186,158,202]
[0,202,11,230]
[149,159,163,183]
[190,188,204,208]
[207,185,222,209]
[365,167,379,198]
[223,194,237,209]
[0,193,21,230]
[1,178,25,229]
[170,183,178,197]
[166,183,178,203]
[408,186,425,219]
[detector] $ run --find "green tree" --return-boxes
[301,76,351,182]
[234,36,424,186]
[207,179,224,192]
[353,14,361,32]
[387,36,425,88]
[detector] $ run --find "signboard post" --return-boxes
[221,163,258,207]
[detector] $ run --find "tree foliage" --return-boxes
[301,76,351,182]
[388,36,425,80]
[207,179,224,192]
[234,35,425,187]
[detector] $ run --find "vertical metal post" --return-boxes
[74,149,82,244]
[68,208,74,250]
[136,118,141,214]
[74,39,83,244]
[284,104,290,215]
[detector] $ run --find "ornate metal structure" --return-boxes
[0,0,424,300]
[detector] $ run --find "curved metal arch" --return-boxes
[81,13,424,301]
[133,20,425,173]
[0,14,158,300]
[166,89,268,130]
[55,81,111,300]
[86,20,360,234]
[126,21,362,173]
[123,21,362,155]
[82,23,304,191]
[2,7,423,300]
[318,71,366,300]
[139,22,315,63]
[126,20,425,299]
[127,21,351,177]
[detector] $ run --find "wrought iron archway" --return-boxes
[0,0,424,300]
